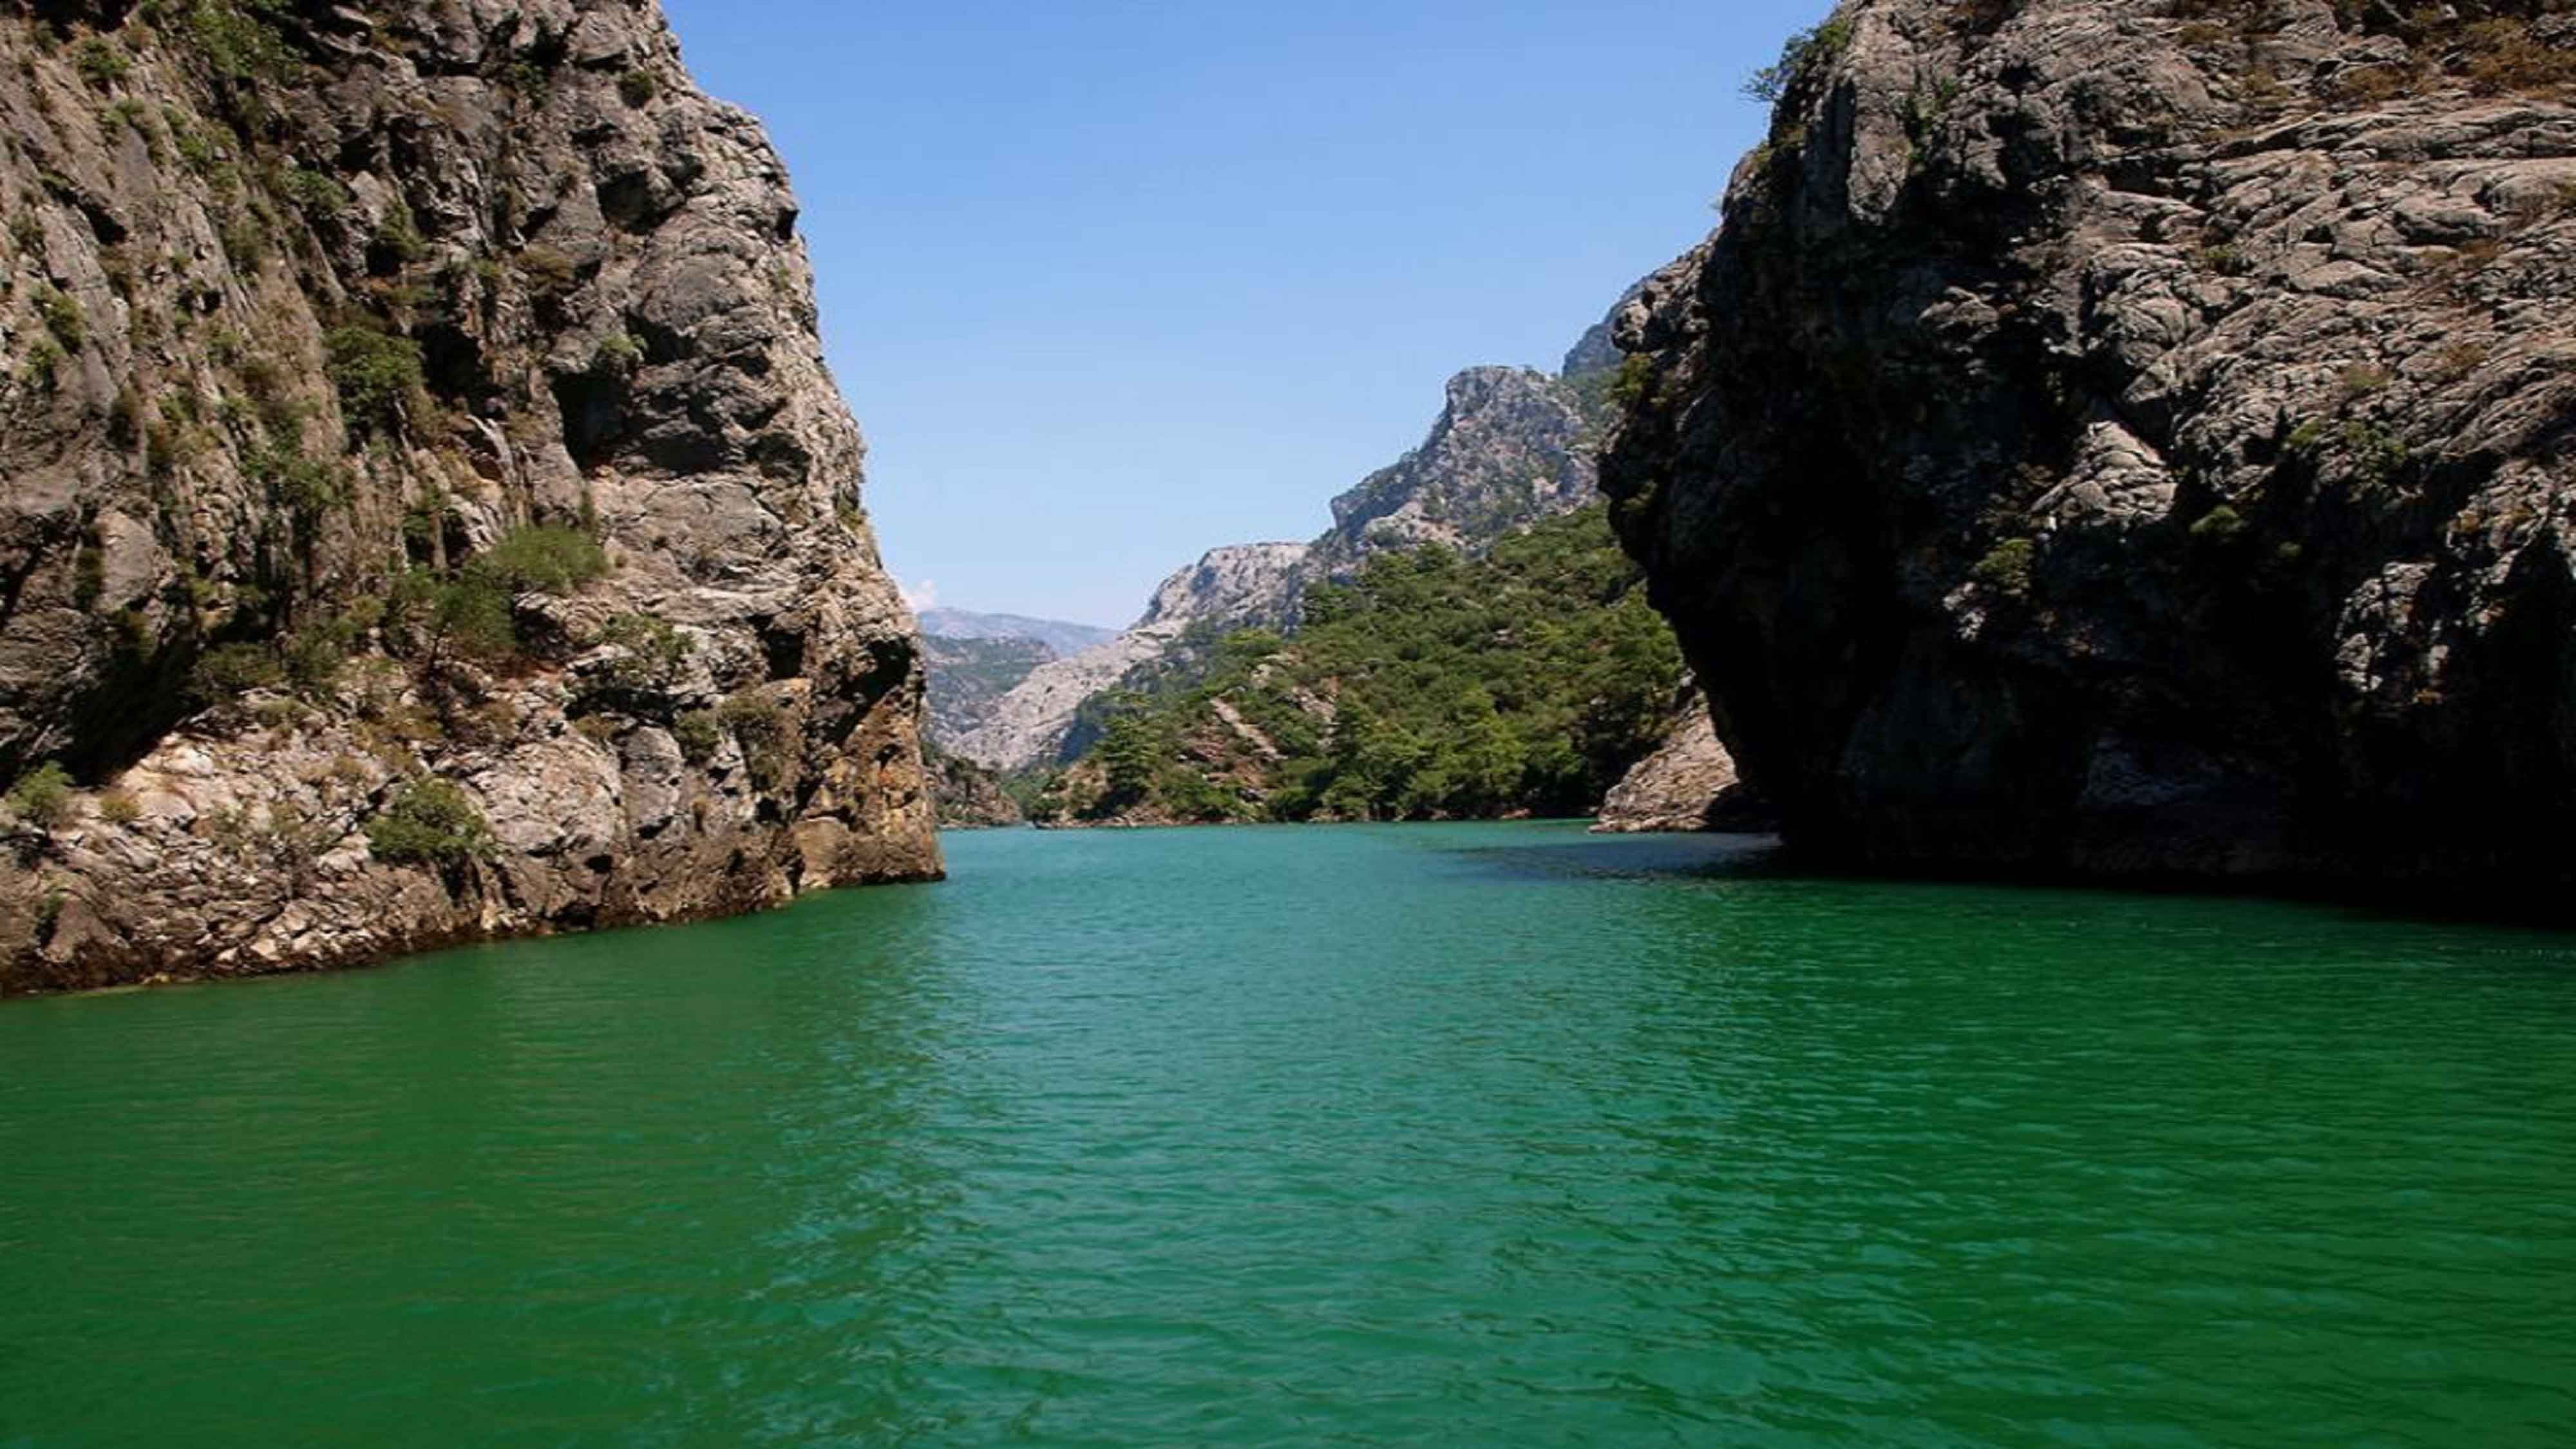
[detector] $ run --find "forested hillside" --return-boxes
[1033,505,1683,825]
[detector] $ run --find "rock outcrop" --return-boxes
[1301,365,1602,582]
[1591,688,1745,833]
[1605,0,2576,891]
[0,0,939,992]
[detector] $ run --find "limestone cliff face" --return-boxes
[1303,366,1601,582]
[1591,687,1766,834]
[1605,1,2576,891]
[921,632,1054,744]
[0,0,938,991]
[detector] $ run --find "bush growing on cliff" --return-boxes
[594,612,694,691]
[281,167,351,221]
[717,692,795,790]
[192,641,287,700]
[1745,17,1855,108]
[324,325,425,435]
[6,763,75,831]
[1972,538,2037,597]
[383,526,608,672]
[365,777,494,867]
[473,525,609,601]
[73,39,131,89]
[672,709,723,763]
[150,0,299,85]
[386,569,515,668]
[33,287,86,351]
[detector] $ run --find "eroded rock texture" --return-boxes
[0,0,938,991]
[1605,1,2576,891]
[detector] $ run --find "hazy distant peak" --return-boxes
[916,608,1119,658]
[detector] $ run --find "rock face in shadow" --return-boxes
[0,0,938,991]
[925,744,1022,829]
[1604,0,2576,893]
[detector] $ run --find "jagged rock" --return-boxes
[0,0,938,992]
[1301,366,1600,580]
[1604,0,2576,892]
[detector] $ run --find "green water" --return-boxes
[3,824,2573,1446]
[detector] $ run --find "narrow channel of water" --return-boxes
[3,823,2571,1445]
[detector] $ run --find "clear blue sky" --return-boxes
[661,1,1817,627]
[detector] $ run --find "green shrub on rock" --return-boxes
[323,325,425,435]
[1971,537,2036,597]
[193,640,287,699]
[471,525,607,600]
[672,709,723,763]
[365,777,494,866]
[6,763,75,831]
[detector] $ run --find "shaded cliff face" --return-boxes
[0,0,938,990]
[1605,1,2576,890]
[923,742,1022,829]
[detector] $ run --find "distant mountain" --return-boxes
[917,609,1117,658]
[948,290,1642,773]
[920,635,1059,745]
[949,544,1311,770]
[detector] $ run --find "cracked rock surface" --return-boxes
[0,0,938,991]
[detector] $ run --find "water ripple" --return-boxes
[3,824,2573,1445]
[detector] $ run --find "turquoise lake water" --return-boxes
[3,822,2573,1445]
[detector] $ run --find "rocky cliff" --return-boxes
[1605,0,2576,891]
[1302,365,1603,582]
[0,0,940,992]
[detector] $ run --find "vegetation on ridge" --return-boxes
[1032,505,1685,825]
